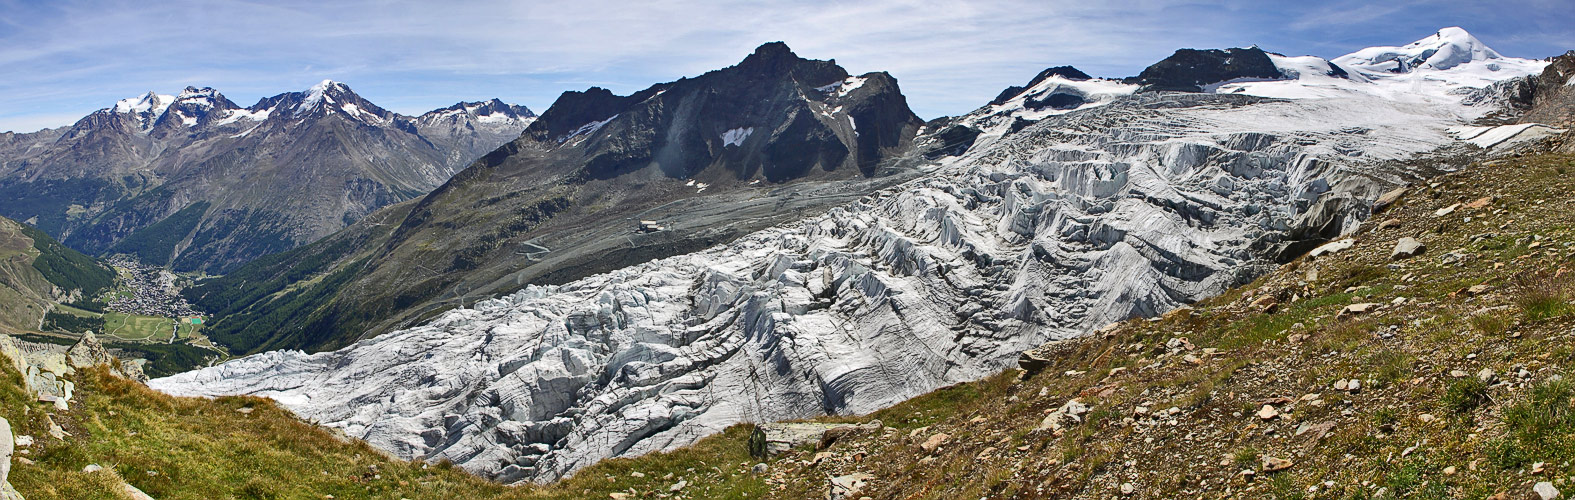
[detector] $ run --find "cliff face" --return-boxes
[1521,51,1575,128]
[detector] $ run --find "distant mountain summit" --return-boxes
[1334,26,1505,73]
[0,82,533,272]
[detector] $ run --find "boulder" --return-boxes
[0,336,25,379]
[1339,303,1380,318]
[1392,238,1426,259]
[827,472,873,500]
[1038,399,1091,432]
[0,417,12,486]
[1307,239,1355,259]
[1262,456,1293,473]
[1536,481,1561,500]
[1372,187,1408,214]
[748,421,881,458]
[919,433,950,453]
[66,332,112,370]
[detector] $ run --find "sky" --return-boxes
[0,0,1571,133]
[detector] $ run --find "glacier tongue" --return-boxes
[157,74,1515,483]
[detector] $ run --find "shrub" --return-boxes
[1442,377,1489,414]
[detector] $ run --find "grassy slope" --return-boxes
[710,151,1575,499]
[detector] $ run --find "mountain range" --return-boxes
[179,42,928,355]
[150,27,1575,485]
[0,82,534,273]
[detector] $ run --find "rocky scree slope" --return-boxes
[153,29,1552,484]
[181,42,928,355]
[0,82,533,273]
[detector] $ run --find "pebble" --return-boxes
[1256,405,1279,420]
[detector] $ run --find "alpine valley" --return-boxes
[2,22,1575,500]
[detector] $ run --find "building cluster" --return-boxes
[105,257,198,318]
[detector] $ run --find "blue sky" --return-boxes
[1,0,1571,132]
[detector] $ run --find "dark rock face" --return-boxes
[1521,51,1575,127]
[1025,92,1086,110]
[1129,47,1283,92]
[0,83,533,272]
[192,42,928,354]
[922,123,981,159]
[990,66,1093,105]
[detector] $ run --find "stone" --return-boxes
[1120,482,1135,495]
[1373,187,1408,214]
[749,420,881,458]
[65,332,112,370]
[1037,399,1090,432]
[1392,238,1426,259]
[828,473,873,500]
[0,417,11,488]
[609,494,632,500]
[1478,369,1497,384]
[1464,196,1495,209]
[1435,203,1461,217]
[751,463,768,475]
[1256,405,1279,420]
[1339,303,1380,318]
[1536,481,1561,500]
[1465,284,1491,296]
[1443,466,1456,475]
[1250,295,1279,313]
[668,480,687,492]
[919,433,950,454]
[1307,239,1355,259]
[1262,456,1293,472]
[83,464,104,473]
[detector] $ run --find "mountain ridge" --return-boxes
[0,81,535,273]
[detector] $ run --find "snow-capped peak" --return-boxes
[1212,27,1545,105]
[176,86,220,101]
[113,91,175,116]
[1333,27,1502,73]
[296,79,348,116]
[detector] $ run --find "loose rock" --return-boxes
[1392,238,1426,259]
[1536,481,1561,500]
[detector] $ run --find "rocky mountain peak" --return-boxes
[1129,46,1282,92]
[110,91,176,129]
[990,66,1095,105]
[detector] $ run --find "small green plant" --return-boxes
[1503,376,1575,438]
[1369,349,1414,388]
[1232,446,1260,468]
[1372,407,1401,429]
[1442,377,1490,414]
[1514,272,1574,321]
[1468,312,1510,335]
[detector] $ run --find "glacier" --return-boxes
[152,31,1549,483]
